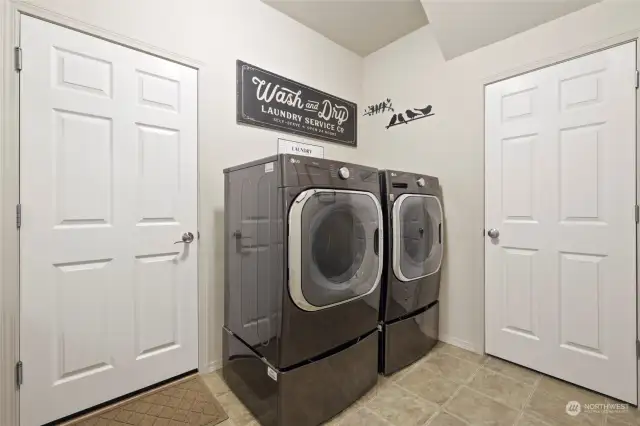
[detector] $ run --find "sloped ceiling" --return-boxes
[262,0,429,56]
[422,0,602,59]
[262,0,602,59]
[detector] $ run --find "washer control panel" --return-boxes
[338,166,350,179]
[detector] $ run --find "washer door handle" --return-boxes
[373,228,380,255]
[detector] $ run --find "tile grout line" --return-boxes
[439,409,472,426]
[370,346,486,426]
[441,354,486,405]
[442,382,558,426]
[463,356,487,384]
[323,348,549,426]
[436,348,488,367]
[398,351,436,378]
[388,347,488,426]
[365,382,438,426]
[359,405,399,426]
[388,380,441,414]
[482,365,541,387]
[511,366,542,426]
[421,410,444,426]
[394,352,487,406]
[439,349,544,390]
[460,383,533,415]
[433,355,488,426]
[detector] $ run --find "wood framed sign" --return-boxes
[236,60,357,147]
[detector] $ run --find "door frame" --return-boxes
[0,2,206,425]
[481,35,640,401]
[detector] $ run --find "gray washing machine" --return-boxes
[222,154,383,426]
[378,169,444,375]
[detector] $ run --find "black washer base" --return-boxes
[380,301,439,376]
[222,327,378,426]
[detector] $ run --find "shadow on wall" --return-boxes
[210,209,226,366]
[436,184,451,341]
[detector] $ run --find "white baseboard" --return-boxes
[207,360,222,373]
[439,334,479,354]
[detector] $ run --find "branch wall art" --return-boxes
[363,98,394,116]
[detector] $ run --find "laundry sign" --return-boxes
[278,138,324,158]
[236,60,357,147]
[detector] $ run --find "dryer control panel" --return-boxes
[386,170,439,194]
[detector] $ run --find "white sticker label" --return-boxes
[278,138,324,159]
[267,366,278,381]
[265,162,274,173]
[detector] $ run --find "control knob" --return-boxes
[338,167,350,179]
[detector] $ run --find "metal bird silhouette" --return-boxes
[405,109,419,119]
[414,105,433,116]
[386,114,398,129]
[397,114,406,124]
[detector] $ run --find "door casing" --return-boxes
[0,3,205,425]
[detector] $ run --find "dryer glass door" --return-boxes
[288,189,383,311]
[392,194,443,282]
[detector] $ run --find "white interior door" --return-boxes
[485,42,637,404]
[19,16,198,426]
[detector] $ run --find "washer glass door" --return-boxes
[289,189,383,311]
[392,194,443,282]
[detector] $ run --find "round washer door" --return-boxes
[288,189,383,311]
[392,194,443,282]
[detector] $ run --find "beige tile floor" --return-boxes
[202,342,639,426]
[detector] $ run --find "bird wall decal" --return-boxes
[384,104,435,130]
[405,109,419,119]
[414,105,433,116]
[386,114,398,129]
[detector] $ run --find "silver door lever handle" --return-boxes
[174,232,195,244]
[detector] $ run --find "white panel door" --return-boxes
[485,42,637,403]
[19,16,198,426]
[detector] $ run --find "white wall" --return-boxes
[3,0,638,377]
[2,0,363,368]
[360,0,640,352]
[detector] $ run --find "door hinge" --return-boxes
[16,204,21,229]
[635,205,639,224]
[636,70,639,89]
[637,340,640,359]
[14,47,22,72]
[16,361,23,388]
